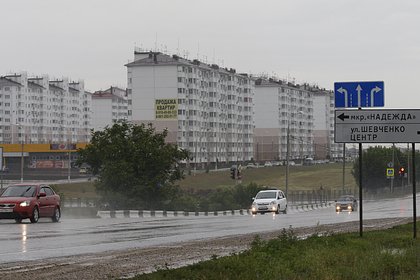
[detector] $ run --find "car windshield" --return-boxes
[1,186,36,197]
[256,191,277,199]
[338,196,354,201]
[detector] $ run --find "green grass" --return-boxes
[131,223,420,280]
[52,182,98,199]
[53,163,356,198]
[180,163,356,191]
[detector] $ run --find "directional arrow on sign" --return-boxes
[337,113,349,121]
[370,86,382,106]
[337,87,348,107]
[356,84,362,107]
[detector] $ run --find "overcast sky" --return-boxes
[1,0,419,108]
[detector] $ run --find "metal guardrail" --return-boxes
[96,203,334,218]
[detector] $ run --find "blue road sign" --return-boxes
[334,81,384,108]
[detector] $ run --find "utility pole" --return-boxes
[19,124,24,183]
[407,143,410,186]
[67,146,71,182]
[285,123,290,198]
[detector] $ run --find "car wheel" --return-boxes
[30,207,39,223]
[52,207,61,223]
[15,218,22,224]
[283,205,287,214]
[275,205,280,215]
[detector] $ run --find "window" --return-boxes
[40,187,54,196]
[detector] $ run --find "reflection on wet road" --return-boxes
[0,194,417,264]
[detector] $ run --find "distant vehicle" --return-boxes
[0,183,61,223]
[251,189,287,215]
[272,161,282,166]
[264,161,273,167]
[79,167,88,174]
[246,163,257,169]
[335,195,358,213]
[303,158,314,166]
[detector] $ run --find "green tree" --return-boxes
[232,183,266,208]
[352,146,409,192]
[77,122,189,209]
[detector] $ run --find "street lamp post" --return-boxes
[285,110,303,198]
[68,147,71,182]
[285,123,290,198]
[20,137,24,183]
[16,123,24,183]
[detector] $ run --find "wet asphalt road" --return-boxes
[0,194,417,264]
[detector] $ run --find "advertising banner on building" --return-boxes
[50,143,77,150]
[155,98,178,120]
[30,160,69,169]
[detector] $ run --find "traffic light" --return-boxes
[398,167,405,177]
[230,166,236,179]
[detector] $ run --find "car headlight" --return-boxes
[347,205,352,210]
[336,205,340,210]
[20,201,30,207]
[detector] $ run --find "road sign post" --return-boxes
[335,81,384,237]
[334,108,418,239]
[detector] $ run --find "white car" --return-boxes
[264,161,273,167]
[246,163,257,169]
[251,189,287,215]
[79,167,88,174]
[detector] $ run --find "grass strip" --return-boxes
[131,223,419,280]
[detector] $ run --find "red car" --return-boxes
[0,183,61,223]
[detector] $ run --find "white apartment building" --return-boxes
[92,86,128,131]
[126,51,255,167]
[0,72,91,144]
[254,78,314,162]
[312,88,342,160]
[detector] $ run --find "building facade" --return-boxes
[0,72,91,170]
[126,51,255,167]
[254,78,314,162]
[92,86,128,131]
[0,72,91,144]
[312,88,342,160]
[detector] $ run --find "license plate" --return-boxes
[0,209,13,213]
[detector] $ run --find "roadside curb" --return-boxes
[97,202,334,218]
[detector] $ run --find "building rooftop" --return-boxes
[126,51,251,79]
